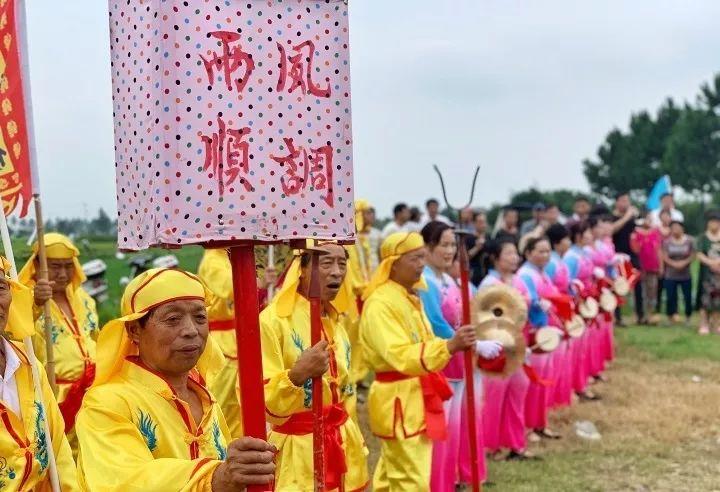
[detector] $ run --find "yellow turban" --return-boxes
[362,232,427,300]
[0,256,35,339]
[18,233,86,291]
[274,242,353,318]
[94,268,224,387]
[354,199,372,233]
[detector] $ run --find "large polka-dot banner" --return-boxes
[109,0,354,250]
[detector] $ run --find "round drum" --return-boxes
[565,314,586,338]
[599,288,618,312]
[579,297,599,320]
[528,326,562,353]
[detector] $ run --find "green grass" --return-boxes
[8,237,204,325]
[617,324,720,361]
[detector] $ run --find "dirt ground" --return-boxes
[356,341,720,491]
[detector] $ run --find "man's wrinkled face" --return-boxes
[391,248,427,288]
[128,299,209,376]
[300,244,348,302]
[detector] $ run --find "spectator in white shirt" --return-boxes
[382,202,413,239]
[650,193,684,227]
[420,198,454,228]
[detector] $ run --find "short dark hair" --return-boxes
[569,221,589,244]
[425,198,440,208]
[545,201,558,210]
[393,203,408,217]
[661,192,674,199]
[615,191,630,201]
[523,236,550,256]
[669,220,685,229]
[546,223,569,247]
[420,221,453,249]
[575,196,590,204]
[484,239,517,270]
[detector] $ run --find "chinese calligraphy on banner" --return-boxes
[109,0,354,250]
[0,0,34,217]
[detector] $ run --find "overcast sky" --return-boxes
[24,1,720,219]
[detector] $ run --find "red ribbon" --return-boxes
[375,371,453,441]
[522,363,554,387]
[545,293,574,322]
[274,404,349,490]
[477,349,507,373]
[57,362,96,430]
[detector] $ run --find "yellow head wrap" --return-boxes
[18,233,86,291]
[94,268,224,387]
[273,241,353,318]
[0,256,35,339]
[362,232,427,300]
[354,199,372,233]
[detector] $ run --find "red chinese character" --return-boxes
[200,117,253,196]
[270,138,334,207]
[201,32,256,93]
[276,40,331,98]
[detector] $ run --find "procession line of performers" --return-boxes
[0,204,627,491]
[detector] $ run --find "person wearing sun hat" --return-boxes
[360,232,477,491]
[13,233,98,442]
[0,255,79,491]
[259,240,368,491]
[74,268,276,491]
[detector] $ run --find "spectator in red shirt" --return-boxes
[630,210,664,325]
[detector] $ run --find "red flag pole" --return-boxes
[229,245,271,492]
[308,252,326,491]
[458,238,481,492]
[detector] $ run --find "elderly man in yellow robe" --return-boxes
[0,256,78,491]
[75,267,276,491]
[16,233,98,439]
[360,232,477,491]
[260,242,369,491]
[198,247,279,438]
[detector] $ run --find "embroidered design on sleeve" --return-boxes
[137,410,159,452]
[33,402,48,472]
[212,420,227,460]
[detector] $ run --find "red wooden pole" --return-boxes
[308,253,326,491]
[230,245,272,492]
[458,238,481,492]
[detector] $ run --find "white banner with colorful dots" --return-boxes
[109,0,354,250]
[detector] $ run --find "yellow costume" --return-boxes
[259,251,368,491]
[344,199,377,383]
[0,257,78,491]
[197,248,243,438]
[75,268,229,491]
[360,232,452,492]
[15,234,98,434]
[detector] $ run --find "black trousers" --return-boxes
[664,278,692,318]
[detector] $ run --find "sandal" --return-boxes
[506,450,541,462]
[536,428,562,440]
[577,391,602,402]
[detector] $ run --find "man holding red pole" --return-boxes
[259,242,369,491]
[360,232,477,491]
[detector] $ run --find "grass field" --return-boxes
[358,325,720,491]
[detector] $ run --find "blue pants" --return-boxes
[664,278,692,318]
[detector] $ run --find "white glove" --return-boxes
[539,299,552,312]
[613,253,630,265]
[593,267,606,280]
[571,279,585,293]
[475,340,503,359]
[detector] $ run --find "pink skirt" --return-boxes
[482,369,530,452]
[524,352,554,430]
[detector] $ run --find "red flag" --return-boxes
[0,0,33,217]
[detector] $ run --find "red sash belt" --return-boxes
[273,404,348,490]
[209,319,235,331]
[375,370,453,441]
[57,362,96,430]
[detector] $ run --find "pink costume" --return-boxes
[545,251,574,409]
[478,271,531,453]
[585,239,616,375]
[517,262,560,430]
[564,245,594,394]
[421,268,486,490]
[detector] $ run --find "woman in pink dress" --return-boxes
[479,239,536,461]
[545,224,574,409]
[419,221,502,490]
[518,236,563,441]
[564,221,601,401]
